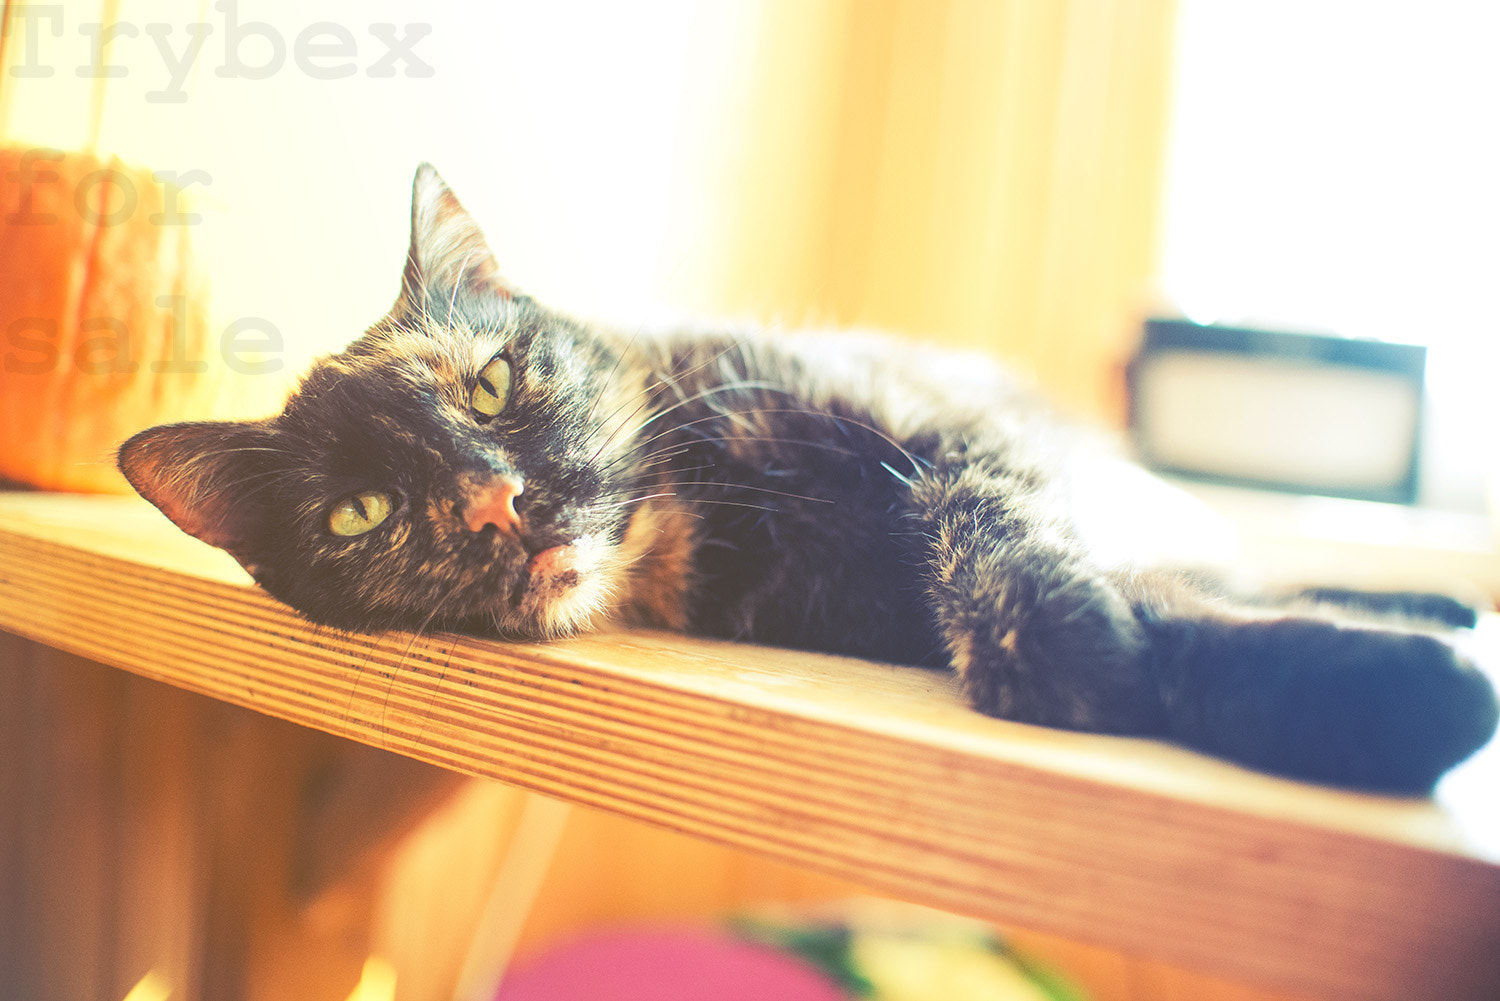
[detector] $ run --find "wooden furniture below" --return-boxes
[2,491,1497,1001]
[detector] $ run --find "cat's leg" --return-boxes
[908,466,1168,736]
[1272,585,1480,629]
[908,467,1498,791]
[1126,573,1498,793]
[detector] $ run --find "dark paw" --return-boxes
[954,573,1163,734]
[1298,631,1497,793]
[1289,587,1481,629]
[1169,620,1499,794]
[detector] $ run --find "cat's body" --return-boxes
[119,165,1498,793]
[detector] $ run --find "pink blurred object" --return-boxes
[493,927,847,1001]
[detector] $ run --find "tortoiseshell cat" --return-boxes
[119,165,1498,793]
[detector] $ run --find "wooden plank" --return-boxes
[0,489,1497,1000]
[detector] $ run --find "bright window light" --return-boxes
[1159,1,1500,511]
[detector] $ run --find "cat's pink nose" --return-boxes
[462,475,524,534]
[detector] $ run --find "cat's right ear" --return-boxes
[399,163,520,311]
[117,421,278,572]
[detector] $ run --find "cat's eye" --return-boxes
[328,491,395,537]
[471,356,512,420]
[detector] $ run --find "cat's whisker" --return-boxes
[622,380,795,441]
[583,325,646,431]
[181,468,298,500]
[614,402,805,455]
[370,621,436,746]
[585,490,680,513]
[591,488,783,518]
[197,445,294,457]
[595,405,779,472]
[599,390,930,481]
[582,341,758,462]
[652,337,756,395]
[598,442,694,474]
[667,497,782,515]
[390,603,462,744]
[667,481,835,505]
[599,428,868,479]
[582,365,671,453]
[446,247,480,330]
[597,338,747,429]
[880,461,916,487]
[640,508,706,522]
[791,409,929,478]
[621,447,696,472]
[585,393,658,466]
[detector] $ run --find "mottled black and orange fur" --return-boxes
[119,165,1497,794]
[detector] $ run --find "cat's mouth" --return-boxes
[489,531,618,633]
[526,544,579,581]
[510,542,582,605]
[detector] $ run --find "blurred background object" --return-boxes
[0,147,266,492]
[1128,319,1427,505]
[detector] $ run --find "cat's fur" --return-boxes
[118,165,1498,794]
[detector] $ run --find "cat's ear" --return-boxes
[400,163,520,308]
[117,421,278,572]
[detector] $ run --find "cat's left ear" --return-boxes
[117,420,280,574]
[400,162,521,308]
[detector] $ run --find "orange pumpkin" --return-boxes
[0,146,224,493]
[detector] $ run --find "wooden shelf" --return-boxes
[1,490,1497,1000]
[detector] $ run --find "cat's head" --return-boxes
[119,164,651,637]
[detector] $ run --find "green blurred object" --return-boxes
[733,905,1087,1001]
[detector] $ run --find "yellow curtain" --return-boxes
[691,0,1178,423]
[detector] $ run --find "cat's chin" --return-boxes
[496,534,619,639]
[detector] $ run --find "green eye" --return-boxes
[328,491,394,537]
[471,356,512,419]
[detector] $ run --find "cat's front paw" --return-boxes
[1298,631,1497,793]
[1163,620,1499,793]
[946,570,1163,734]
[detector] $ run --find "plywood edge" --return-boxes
[2,490,1498,1000]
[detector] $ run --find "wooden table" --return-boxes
[1,490,1497,1000]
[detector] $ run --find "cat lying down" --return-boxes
[118,164,1498,794]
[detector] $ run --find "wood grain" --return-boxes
[1,490,1498,1000]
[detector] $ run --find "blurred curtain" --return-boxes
[680,0,1178,422]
